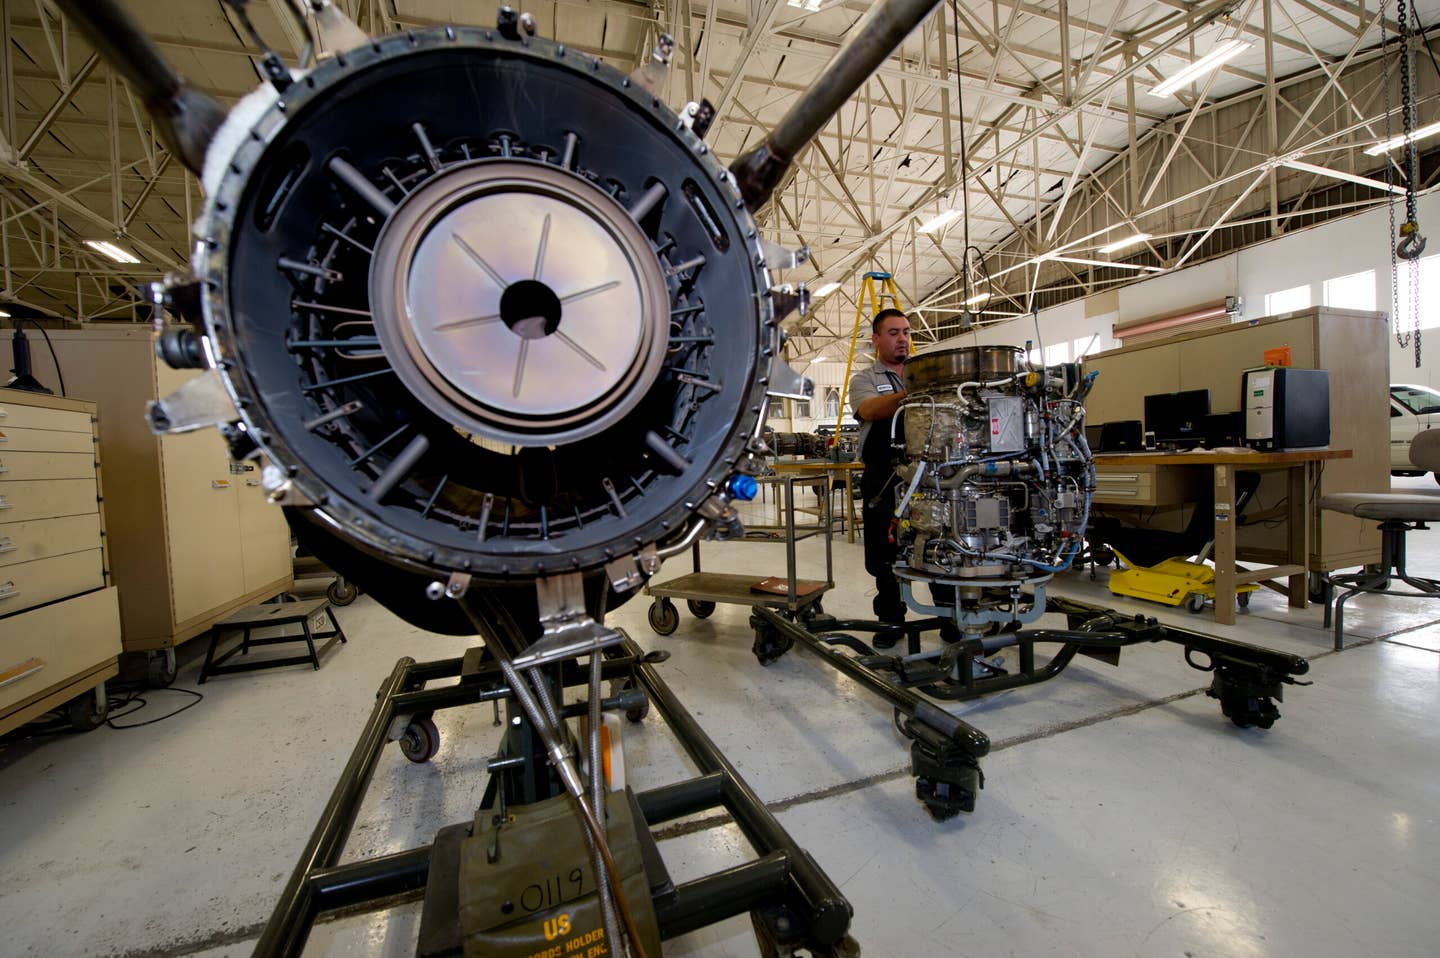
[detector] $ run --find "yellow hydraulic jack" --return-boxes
[1107,550,1260,614]
[832,271,908,441]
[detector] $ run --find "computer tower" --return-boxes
[1243,367,1330,450]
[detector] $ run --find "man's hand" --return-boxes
[856,389,907,423]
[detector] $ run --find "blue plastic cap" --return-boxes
[728,475,758,501]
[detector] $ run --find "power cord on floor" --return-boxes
[103,685,205,729]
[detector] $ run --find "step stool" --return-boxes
[199,597,347,684]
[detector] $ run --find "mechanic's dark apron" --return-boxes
[860,370,905,621]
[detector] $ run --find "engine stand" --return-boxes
[253,631,855,957]
[749,594,1309,821]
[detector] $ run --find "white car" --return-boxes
[1391,384,1440,476]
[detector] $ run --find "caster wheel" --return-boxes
[686,599,716,619]
[648,599,679,636]
[1237,591,1251,610]
[66,690,109,732]
[327,579,359,606]
[1186,593,1207,614]
[751,624,792,666]
[1308,573,1333,604]
[399,714,440,763]
[147,651,177,689]
[1221,694,1278,730]
[610,677,650,723]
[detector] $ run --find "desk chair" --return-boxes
[1321,428,1440,650]
[1091,471,1261,613]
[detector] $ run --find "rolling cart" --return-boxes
[645,474,834,635]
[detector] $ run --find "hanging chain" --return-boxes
[1385,0,1423,365]
[1405,0,1422,366]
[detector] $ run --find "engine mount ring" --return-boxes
[194,26,775,586]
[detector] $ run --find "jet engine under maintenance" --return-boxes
[749,346,1311,820]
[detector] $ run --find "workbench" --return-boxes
[1093,448,1352,624]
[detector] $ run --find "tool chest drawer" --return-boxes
[0,451,97,481]
[0,549,105,617]
[0,402,92,434]
[0,478,99,522]
[0,425,95,454]
[0,515,104,568]
[0,587,121,714]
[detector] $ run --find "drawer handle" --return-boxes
[0,537,14,554]
[1098,489,1140,498]
[212,479,232,490]
[0,496,10,509]
[0,658,44,691]
[0,581,20,600]
[1097,473,1141,482]
[245,478,262,487]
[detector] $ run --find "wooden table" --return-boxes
[1092,448,1353,624]
[769,460,865,543]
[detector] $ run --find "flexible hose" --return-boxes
[461,595,647,958]
[588,651,624,957]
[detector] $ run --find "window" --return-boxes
[1391,254,1440,330]
[1044,342,1070,366]
[1072,334,1100,361]
[1391,384,1440,415]
[1323,270,1376,311]
[823,387,841,420]
[793,398,810,418]
[1264,284,1312,315]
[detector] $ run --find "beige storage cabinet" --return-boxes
[0,390,122,736]
[1083,307,1389,572]
[2,327,292,653]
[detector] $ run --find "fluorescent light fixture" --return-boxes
[85,239,141,264]
[963,290,990,306]
[812,281,841,298]
[810,356,829,363]
[0,310,9,318]
[1149,39,1250,98]
[1364,119,1440,156]
[1281,159,1408,196]
[916,209,962,235]
[1054,255,1164,273]
[1099,233,1152,254]
[786,0,822,10]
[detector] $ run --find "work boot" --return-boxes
[872,621,905,650]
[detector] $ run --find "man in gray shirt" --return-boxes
[850,308,958,648]
[849,308,912,645]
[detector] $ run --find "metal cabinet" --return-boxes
[0,390,122,736]
[2,328,293,653]
[1084,307,1388,571]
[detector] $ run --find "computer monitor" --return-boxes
[1144,389,1210,447]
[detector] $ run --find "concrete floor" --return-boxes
[3,478,1438,958]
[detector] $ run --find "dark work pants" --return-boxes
[862,479,906,623]
[862,467,958,628]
